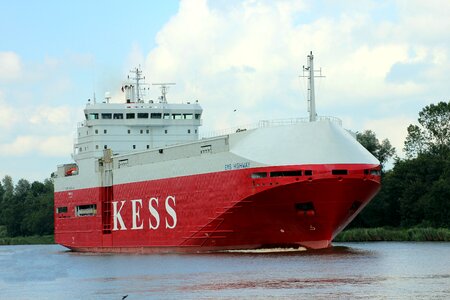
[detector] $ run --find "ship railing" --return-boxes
[200,116,342,139]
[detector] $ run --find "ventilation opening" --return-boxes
[251,172,267,178]
[295,202,316,216]
[370,170,381,176]
[270,170,302,177]
[75,204,97,217]
[332,169,348,175]
[56,206,68,213]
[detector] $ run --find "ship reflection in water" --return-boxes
[1,243,449,299]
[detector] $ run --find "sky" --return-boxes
[1,0,449,182]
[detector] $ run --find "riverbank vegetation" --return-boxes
[335,227,450,242]
[0,231,54,245]
[0,101,449,245]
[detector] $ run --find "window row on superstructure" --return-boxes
[86,112,201,120]
[78,143,167,152]
[78,128,198,136]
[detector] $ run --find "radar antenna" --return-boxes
[152,83,176,103]
[300,51,325,122]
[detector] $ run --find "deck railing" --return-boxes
[200,116,342,139]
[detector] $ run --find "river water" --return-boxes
[0,242,449,299]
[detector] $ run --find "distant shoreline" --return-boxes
[0,235,54,245]
[1,228,449,246]
[334,227,450,242]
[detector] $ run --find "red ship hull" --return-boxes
[54,163,380,252]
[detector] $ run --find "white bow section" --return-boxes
[229,120,379,166]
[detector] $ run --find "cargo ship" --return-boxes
[54,53,381,252]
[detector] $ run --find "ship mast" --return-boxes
[129,67,145,103]
[301,51,325,122]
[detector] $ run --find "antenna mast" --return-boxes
[301,51,325,122]
[129,67,145,102]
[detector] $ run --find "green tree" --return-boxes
[404,101,450,158]
[0,181,4,226]
[25,179,54,235]
[2,175,14,201]
[0,176,14,228]
[356,130,396,169]
[404,124,427,158]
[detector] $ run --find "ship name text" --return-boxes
[225,161,250,170]
[112,195,177,231]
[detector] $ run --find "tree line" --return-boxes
[0,101,448,239]
[352,100,450,229]
[0,176,54,237]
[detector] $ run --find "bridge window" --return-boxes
[195,114,201,119]
[101,113,112,119]
[95,129,98,134]
[88,113,99,120]
[305,170,313,176]
[163,113,170,119]
[140,129,143,134]
[75,204,97,217]
[104,129,107,134]
[184,114,193,119]
[113,113,123,119]
[172,114,182,120]
[188,129,191,134]
[138,113,149,119]
[126,113,135,119]
[151,113,162,119]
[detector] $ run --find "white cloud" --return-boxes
[38,135,73,156]
[139,0,449,136]
[363,116,416,157]
[0,134,72,157]
[126,43,145,70]
[395,0,450,45]
[0,94,19,130]
[29,106,73,126]
[0,51,22,81]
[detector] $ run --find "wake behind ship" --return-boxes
[54,53,381,253]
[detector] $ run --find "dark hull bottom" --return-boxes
[67,241,331,254]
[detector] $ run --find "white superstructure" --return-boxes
[74,68,203,161]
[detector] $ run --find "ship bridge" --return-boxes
[74,68,202,160]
